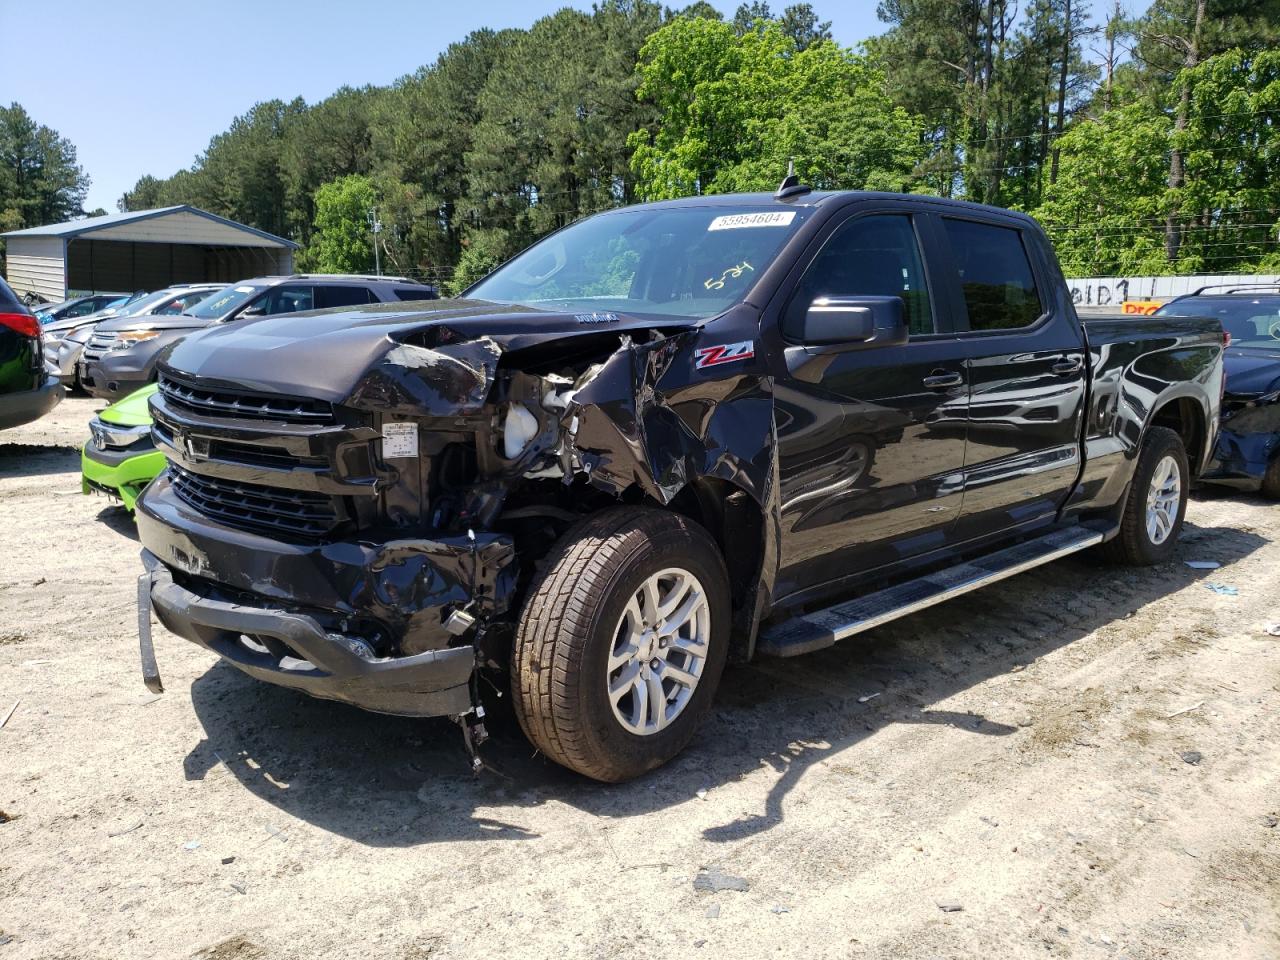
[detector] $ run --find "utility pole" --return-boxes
[367,207,382,277]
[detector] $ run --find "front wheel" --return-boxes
[1100,426,1189,566]
[511,506,730,782]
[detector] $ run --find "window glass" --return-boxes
[186,284,266,320]
[784,214,933,338]
[261,285,314,314]
[156,289,218,315]
[395,287,434,302]
[315,285,373,309]
[468,205,813,320]
[943,219,1044,331]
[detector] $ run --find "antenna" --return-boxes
[775,158,811,200]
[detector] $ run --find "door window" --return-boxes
[784,214,934,338]
[943,219,1044,331]
[315,285,374,308]
[260,285,314,314]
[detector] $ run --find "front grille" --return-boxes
[168,463,338,539]
[159,374,334,424]
[82,330,115,362]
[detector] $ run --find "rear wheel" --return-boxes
[1100,426,1189,566]
[511,506,730,782]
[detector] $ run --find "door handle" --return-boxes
[922,371,963,390]
[1051,357,1084,376]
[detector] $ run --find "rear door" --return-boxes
[772,207,969,603]
[937,215,1087,540]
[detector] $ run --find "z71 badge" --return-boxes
[694,340,755,370]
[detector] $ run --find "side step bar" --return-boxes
[756,526,1107,658]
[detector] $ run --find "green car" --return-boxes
[82,383,164,511]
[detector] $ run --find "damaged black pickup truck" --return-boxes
[134,188,1225,782]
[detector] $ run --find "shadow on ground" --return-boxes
[0,443,83,477]
[183,517,1266,848]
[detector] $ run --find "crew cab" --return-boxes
[133,189,1224,782]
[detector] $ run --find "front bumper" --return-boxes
[82,438,166,511]
[135,474,518,717]
[0,379,63,430]
[142,551,477,716]
[80,359,149,402]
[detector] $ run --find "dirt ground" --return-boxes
[1,394,1278,960]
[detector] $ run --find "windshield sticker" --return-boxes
[575,312,619,324]
[707,212,796,231]
[704,261,754,291]
[381,422,419,459]
[235,286,255,293]
[694,340,755,370]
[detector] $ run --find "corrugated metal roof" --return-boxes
[1,205,299,249]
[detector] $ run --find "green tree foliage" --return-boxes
[0,103,90,230]
[630,18,922,199]
[113,0,1280,283]
[301,174,378,274]
[1034,47,1280,275]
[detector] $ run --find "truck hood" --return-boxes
[159,298,699,406]
[1223,346,1280,398]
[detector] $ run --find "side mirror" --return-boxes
[800,295,908,350]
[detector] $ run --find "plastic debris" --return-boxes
[229,882,247,895]
[693,866,750,893]
[770,905,791,914]
[1262,816,1277,829]
[1180,750,1203,765]
[936,901,964,913]
[1264,623,1280,637]
[0,700,18,730]
[695,789,708,801]
[184,840,202,851]
[704,904,720,919]
[1204,583,1238,596]
[107,821,143,838]
[1166,702,1204,719]
[857,693,881,704]
[1184,560,1220,570]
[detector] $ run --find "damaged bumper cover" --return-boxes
[135,473,517,716]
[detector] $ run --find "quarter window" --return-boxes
[943,219,1044,331]
[315,285,375,308]
[785,214,934,338]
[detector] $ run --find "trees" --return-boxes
[0,103,90,230]
[301,174,377,274]
[108,0,1280,282]
[629,18,922,200]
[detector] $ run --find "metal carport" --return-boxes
[1,206,298,302]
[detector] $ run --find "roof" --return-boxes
[1,205,299,249]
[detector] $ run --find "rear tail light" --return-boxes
[1222,329,1231,347]
[0,311,40,339]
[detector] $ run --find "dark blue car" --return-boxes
[1157,285,1280,498]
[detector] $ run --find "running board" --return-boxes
[756,526,1107,658]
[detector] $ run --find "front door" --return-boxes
[772,211,969,604]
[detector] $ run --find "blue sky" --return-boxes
[0,1,885,214]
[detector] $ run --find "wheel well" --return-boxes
[1150,397,1205,471]
[664,478,764,620]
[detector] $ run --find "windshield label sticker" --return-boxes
[694,340,755,370]
[704,261,754,290]
[707,212,796,231]
[234,286,255,293]
[381,422,419,459]
[575,312,619,324]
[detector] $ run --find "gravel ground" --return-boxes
[1,395,1278,960]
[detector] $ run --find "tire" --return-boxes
[1099,426,1189,566]
[1261,455,1280,500]
[511,506,731,782]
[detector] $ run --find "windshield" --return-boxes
[112,289,181,318]
[184,284,264,320]
[468,205,812,319]
[1156,296,1280,348]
